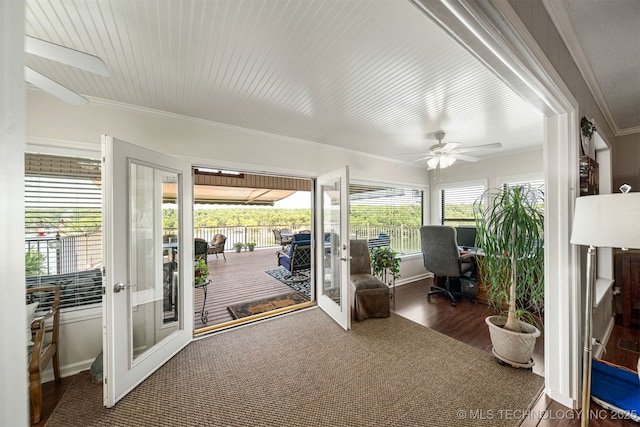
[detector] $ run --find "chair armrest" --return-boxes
[276,249,290,258]
[29,309,56,369]
[31,309,55,331]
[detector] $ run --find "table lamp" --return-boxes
[570,185,640,426]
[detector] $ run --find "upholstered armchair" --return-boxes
[26,286,61,423]
[208,233,227,261]
[349,240,390,321]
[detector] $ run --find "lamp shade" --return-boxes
[570,193,640,249]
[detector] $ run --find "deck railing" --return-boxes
[185,224,422,255]
[25,232,102,275]
[25,225,422,276]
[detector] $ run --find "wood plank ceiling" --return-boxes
[25,0,544,165]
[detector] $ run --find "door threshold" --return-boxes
[193,301,316,336]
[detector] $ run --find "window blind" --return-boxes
[441,185,485,226]
[503,179,545,206]
[349,183,424,255]
[25,153,103,312]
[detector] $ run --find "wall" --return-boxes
[27,89,439,377]
[510,0,625,407]
[612,133,640,191]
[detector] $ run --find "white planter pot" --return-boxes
[486,315,540,364]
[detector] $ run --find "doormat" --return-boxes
[618,338,640,354]
[227,291,309,320]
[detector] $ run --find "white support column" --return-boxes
[544,113,582,408]
[0,0,27,425]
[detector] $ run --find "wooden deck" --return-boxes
[193,246,308,331]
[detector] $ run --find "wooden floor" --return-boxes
[34,250,639,426]
[194,246,304,329]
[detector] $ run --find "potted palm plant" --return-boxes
[474,184,544,366]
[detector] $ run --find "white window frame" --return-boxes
[436,180,487,226]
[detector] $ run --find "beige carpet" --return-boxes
[46,308,544,427]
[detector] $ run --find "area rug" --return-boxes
[45,309,544,427]
[618,338,640,354]
[265,267,310,298]
[227,291,309,319]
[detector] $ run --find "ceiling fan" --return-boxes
[24,36,110,106]
[400,131,502,170]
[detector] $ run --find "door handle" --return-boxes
[114,282,135,293]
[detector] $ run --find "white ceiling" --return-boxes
[24,0,636,167]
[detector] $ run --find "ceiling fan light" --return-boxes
[427,157,439,169]
[439,155,457,168]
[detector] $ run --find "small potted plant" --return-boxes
[233,242,244,253]
[246,242,256,252]
[194,258,209,286]
[369,246,401,287]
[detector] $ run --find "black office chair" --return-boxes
[420,225,476,306]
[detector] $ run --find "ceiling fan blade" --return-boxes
[455,142,502,153]
[25,36,110,77]
[441,142,460,152]
[395,155,433,168]
[451,153,481,162]
[25,66,88,106]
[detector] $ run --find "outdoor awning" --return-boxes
[192,185,297,205]
[165,169,311,206]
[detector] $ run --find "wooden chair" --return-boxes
[26,286,61,424]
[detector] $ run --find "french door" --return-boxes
[102,135,193,407]
[315,166,351,330]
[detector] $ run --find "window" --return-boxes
[503,178,545,207]
[440,184,485,226]
[25,153,103,311]
[349,183,424,255]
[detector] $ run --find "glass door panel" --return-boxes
[103,135,193,407]
[315,166,350,330]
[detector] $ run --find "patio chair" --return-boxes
[277,238,311,282]
[208,233,227,261]
[273,229,293,249]
[194,238,208,261]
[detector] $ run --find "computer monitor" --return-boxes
[455,226,477,250]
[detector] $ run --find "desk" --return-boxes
[459,248,487,304]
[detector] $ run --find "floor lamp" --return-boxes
[570,187,640,426]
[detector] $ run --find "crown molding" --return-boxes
[542,0,623,136]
